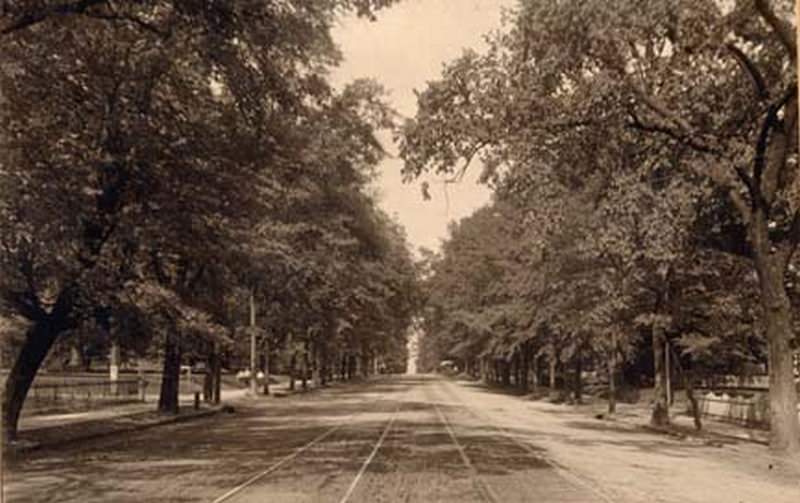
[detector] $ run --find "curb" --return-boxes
[7,406,225,457]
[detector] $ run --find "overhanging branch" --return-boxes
[0,0,109,35]
[754,0,797,59]
[626,111,721,156]
[726,43,769,100]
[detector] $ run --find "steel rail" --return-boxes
[424,380,500,503]
[436,378,617,503]
[211,378,408,503]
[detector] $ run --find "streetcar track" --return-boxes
[337,400,403,503]
[211,421,346,503]
[437,379,617,503]
[424,381,500,503]
[211,388,405,503]
[212,376,608,503]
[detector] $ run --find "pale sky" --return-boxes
[330,0,515,254]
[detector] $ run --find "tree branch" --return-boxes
[754,0,797,59]
[733,164,756,208]
[626,111,721,156]
[0,0,109,36]
[444,140,489,183]
[752,87,794,205]
[82,11,171,38]
[2,289,46,321]
[631,82,694,133]
[783,210,800,266]
[726,43,769,100]
[752,104,777,196]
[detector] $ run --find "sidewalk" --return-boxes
[512,384,772,446]
[6,375,365,457]
[7,388,251,456]
[608,399,771,446]
[8,379,335,456]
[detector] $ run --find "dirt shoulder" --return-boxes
[447,379,800,503]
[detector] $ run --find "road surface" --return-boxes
[4,375,604,502]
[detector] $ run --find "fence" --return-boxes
[20,378,145,416]
[694,387,800,428]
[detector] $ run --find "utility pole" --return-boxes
[249,288,257,397]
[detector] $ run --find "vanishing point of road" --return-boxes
[6,376,610,502]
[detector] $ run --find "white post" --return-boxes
[109,339,120,395]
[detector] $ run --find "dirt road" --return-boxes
[5,375,799,502]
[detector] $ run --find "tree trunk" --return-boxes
[311,341,321,388]
[137,358,147,401]
[651,323,669,426]
[753,240,800,453]
[548,350,557,399]
[2,318,64,441]
[666,339,673,405]
[320,343,328,386]
[249,290,258,397]
[204,344,221,404]
[512,351,519,387]
[203,352,214,403]
[212,346,221,405]
[574,346,583,404]
[262,338,270,395]
[157,332,181,414]
[520,344,530,393]
[360,350,369,378]
[608,333,617,415]
[289,352,296,391]
[301,345,309,390]
[348,354,357,380]
[682,365,702,431]
[744,97,800,453]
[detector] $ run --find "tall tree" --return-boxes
[401,0,800,455]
